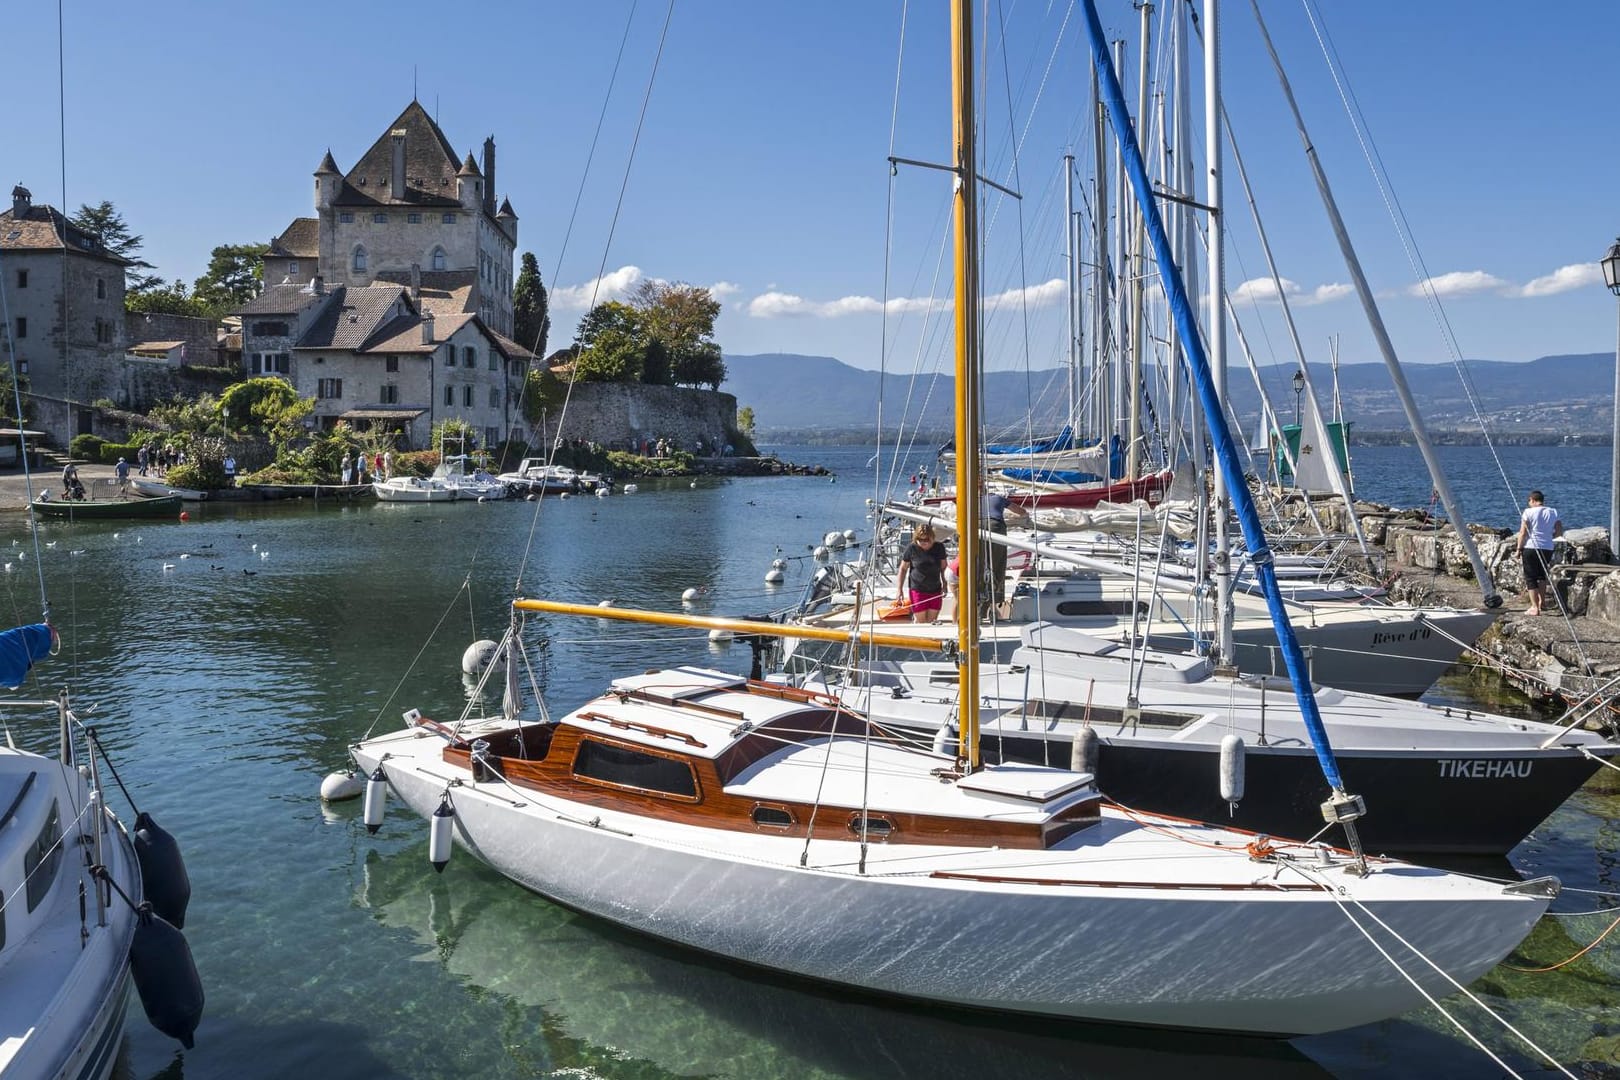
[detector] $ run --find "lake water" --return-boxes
[1,443,1614,1079]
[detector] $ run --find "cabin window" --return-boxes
[847,813,894,840]
[24,799,63,912]
[572,738,698,799]
[1018,699,1202,731]
[1054,600,1149,618]
[751,805,794,829]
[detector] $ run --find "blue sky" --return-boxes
[11,2,1620,376]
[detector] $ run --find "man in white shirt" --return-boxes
[1515,490,1563,616]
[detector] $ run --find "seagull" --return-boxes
[45,541,57,548]
[113,533,120,539]
[70,549,85,556]
[3,564,11,573]
[210,564,224,571]
[162,563,175,572]
[251,543,258,551]
[243,569,257,576]
[259,550,269,559]
[179,553,190,559]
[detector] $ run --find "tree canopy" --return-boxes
[192,243,268,310]
[71,201,161,295]
[218,377,313,449]
[568,283,726,391]
[126,279,211,318]
[512,252,550,360]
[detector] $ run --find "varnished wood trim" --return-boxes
[615,686,747,723]
[577,710,707,748]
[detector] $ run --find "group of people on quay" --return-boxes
[340,451,393,486]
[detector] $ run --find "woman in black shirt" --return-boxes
[895,524,949,623]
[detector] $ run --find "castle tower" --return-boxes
[314,150,340,211]
[456,152,482,212]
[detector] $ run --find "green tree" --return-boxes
[218,377,313,450]
[192,242,269,310]
[631,281,726,389]
[126,279,211,318]
[521,365,567,428]
[574,301,641,350]
[70,201,161,295]
[512,252,551,359]
[573,326,644,383]
[737,405,757,439]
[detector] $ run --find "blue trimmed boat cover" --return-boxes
[0,623,53,688]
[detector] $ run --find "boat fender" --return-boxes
[1071,726,1100,777]
[133,812,192,930]
[764,568,785,584]
[824,531,847,550]
[1219,734,1246,813]
[319,770,366,802]
[429,797,455,873]
[461,639,502,674]
[813,546,831,564]
[363,766,388,834]
[682,587,700,602]
[129,905,205,1049]
[708,628,733,643]
[842,529,857,544]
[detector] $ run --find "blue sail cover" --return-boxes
[0,623,54,688]
[983,426,1075,456]
[1080,0,1346,794]
[998,468,1105,484]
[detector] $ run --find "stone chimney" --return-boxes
[312,274,325,295]
[391,129,407,200]
[410,262,422,301]
[421,312,435,345]
[11,185,30,219]
[482,137,495,214]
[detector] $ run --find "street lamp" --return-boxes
[1291,368,1305,426]
[1601,238,1620,554]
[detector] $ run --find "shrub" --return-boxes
[69,434,106,461]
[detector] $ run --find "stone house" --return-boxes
[265,100,518,339]
[0,184,129,437]
[235,277,531,450]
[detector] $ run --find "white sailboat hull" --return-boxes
[355,727,1546,1036]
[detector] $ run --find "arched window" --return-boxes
[431,247,447,271]
[352,246,368,272]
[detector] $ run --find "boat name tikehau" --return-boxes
[1438,759,1534,779]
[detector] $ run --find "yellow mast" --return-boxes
[951,0,982,769]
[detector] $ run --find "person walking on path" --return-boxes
[1516,490,1564,616]
[114,457,130,489]
[340,452,353,486]
[223,455,236,487]
[137,444,149,476]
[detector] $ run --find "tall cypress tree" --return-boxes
[512,252,551,359]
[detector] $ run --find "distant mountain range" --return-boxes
[720,351,1616,443]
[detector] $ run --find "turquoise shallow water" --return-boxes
[0,444,1612,1079]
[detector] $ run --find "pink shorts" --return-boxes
[908,589,944,614]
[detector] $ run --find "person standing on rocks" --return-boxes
[1516,490,1564,616]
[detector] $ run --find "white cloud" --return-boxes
[1409,270,1506,298]
[744,277,1066,319]
[1231,276,1352,306]
[552,265,644,310]
[746,290,936,319]
[1515,263,1601,298]
[983,277,1066,313]
[709,280,742,299]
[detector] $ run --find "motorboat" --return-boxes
[496,458,583,496]
[32,479,183,520]
[130,476,209,502]
[432,456,507,501]
[0,629,203,1076]
[372,475,455,503]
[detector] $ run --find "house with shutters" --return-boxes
[236,274,528,451]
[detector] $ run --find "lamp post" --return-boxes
[1291,368,1305,426]
[1602,238,1620,554]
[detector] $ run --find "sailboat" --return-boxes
[349,0,1555,1038]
